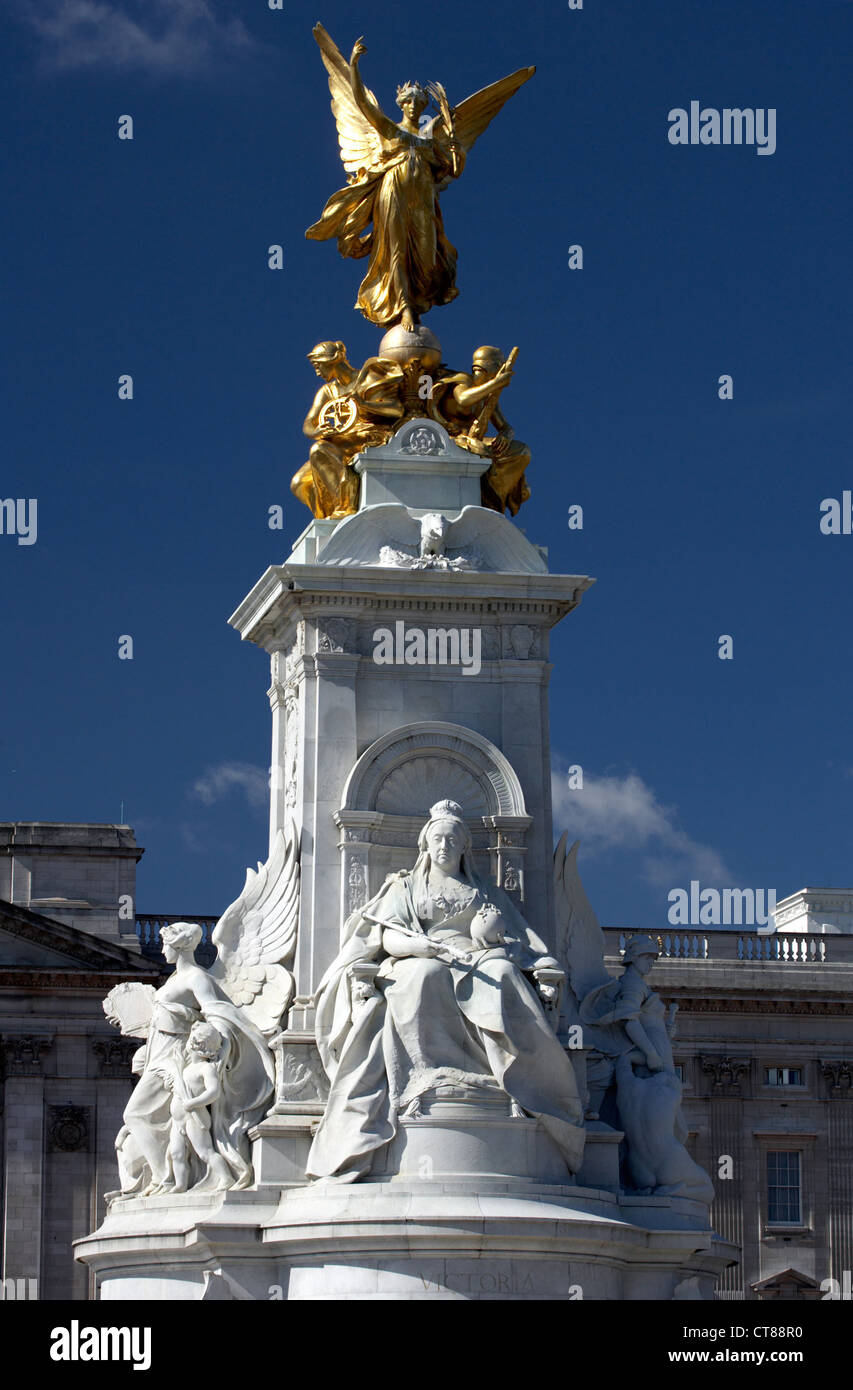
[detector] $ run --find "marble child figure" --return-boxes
[308,800,585,1182]
[165,1021,233,1193]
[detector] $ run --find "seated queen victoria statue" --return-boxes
[307,801,585,1182]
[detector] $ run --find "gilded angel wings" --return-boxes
[209,822,300,1035]
[311,23,535,182]
[312,24,387,179]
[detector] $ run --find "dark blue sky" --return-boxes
[2,0,851,928]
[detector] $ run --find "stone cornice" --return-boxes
[662,992,853,1016]
[229,565,591,651]
[0,899,161,974]
[0,970,164,991]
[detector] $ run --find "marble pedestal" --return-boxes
[369,1087,570,1185]
[75,1179,736,1301]
[76,1091,737,1300]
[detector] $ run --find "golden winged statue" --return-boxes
[306,24,535,330]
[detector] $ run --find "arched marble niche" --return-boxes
[334,722,532,931]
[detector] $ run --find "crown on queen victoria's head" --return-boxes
[428,800,465,822]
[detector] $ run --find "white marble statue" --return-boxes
[307,800,585,1182]
[165,1021,233,1193]
[104,825,299,1197]
[554,835,714,1204]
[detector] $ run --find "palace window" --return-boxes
[765,1067,803,1087]
[766,1151,802,1225]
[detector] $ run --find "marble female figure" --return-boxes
[308,801,585,1181]
[117,922,274,1195]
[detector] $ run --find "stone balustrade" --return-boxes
[135,914,218,966]
[603,928,846,964]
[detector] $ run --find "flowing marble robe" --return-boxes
[121,990,274,1191]
[306,129,459,327]
[307,865,585,1181]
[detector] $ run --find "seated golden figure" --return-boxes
[432,346,531,516]
[290,341,403,519]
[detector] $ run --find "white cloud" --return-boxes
[191,761,267,811]
[551,763,733,888]
[16,0,261,76]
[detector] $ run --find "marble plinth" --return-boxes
[75,1180,736,1301]
[76,1092,735,1301]
[369,1087,571,1186]
[354,420,489,512]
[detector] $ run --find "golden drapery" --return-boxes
[306,135,459,326]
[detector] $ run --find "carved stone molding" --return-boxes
[502,862,521,894]
[375,756,490,818]
[341,722,528,820]
[47,1104,91,1153]
[401,424,445,456]
[316,617,352,654]
[505,624,538,660]
[700,1055,749,1095]
[1,1034,53,1076]
[346,856,368,915]
[268,1033,329,1112]
[820,1060,853,1098]
[92,1036,140,1079]
[665,995,853,1017]
[267,677,287,712]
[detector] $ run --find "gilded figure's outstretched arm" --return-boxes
[348,40,385,133]
[311,25,397,175]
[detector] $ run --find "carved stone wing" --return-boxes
[433,67,536,155]
[554,832,611,1005]
[209,822,300,1035]
[312,24,394,174]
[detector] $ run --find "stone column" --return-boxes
[267,648,288,855]
[822,1062,853,1285]
[294,623,361,999]
[1,1035,53,1295]
[701,1055,748,1297]
[497,637,556,948]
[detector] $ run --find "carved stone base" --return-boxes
[575,1121,623,1193]
[370,1085,569,1186]
[249,1114,320,1187]
[74,1183,737,1301]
